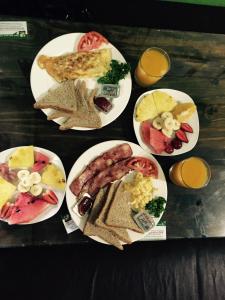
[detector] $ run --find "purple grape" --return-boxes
[171,138,182,150]
[94,97,112,113]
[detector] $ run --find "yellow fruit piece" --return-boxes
[0,176,16,209]
[172,102,196,122]
[135,93,158,121]
[152,91,177,115]
[41,163,65,190]
[8,146,34,169]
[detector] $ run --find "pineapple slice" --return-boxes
[0,176,16,208]
[8,146,34,169]
[152,91,177,115]
[41,163,65,190]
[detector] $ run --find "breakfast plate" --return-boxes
[30,32,132,130]
[0,146,66,225]
[133,89,199,156]
[66,140,167,247]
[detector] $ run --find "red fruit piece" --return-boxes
[181,123,193,133]
[0,202,11,219]
[165,144,174,154]
[171,138,183,150]
[176,130,188,143]
[32,151,50,172]
[42,190,58,205]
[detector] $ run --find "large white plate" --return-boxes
[133,89,200,156]
[0,146,66,225]
[30,33,132,130]
[66,140,167,246]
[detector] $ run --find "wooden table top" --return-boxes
[0,17,225,248]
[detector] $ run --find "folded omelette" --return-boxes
[37,48,111,82]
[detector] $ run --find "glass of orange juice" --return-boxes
[135,47,170,87]
[169,157,211,189]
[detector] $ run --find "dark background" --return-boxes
[1,1,225,299]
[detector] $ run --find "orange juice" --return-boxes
[169,157,211,189]
[135,47,170,87]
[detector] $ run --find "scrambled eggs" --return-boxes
[124,172,153,211]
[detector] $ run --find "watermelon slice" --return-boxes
[140,121,151,145]
[8,192,49,225]
[149,127,171,154]
[32,151,50,172]
[140,121,170,154]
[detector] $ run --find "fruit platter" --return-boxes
[30,32,132,131]
[66,140,167,250]
[133,89,199,156]
[0,146,66,225]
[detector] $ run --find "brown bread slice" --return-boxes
[83,188,123,250]
[95,181,131,244]
[59,111,101,130]
[105,183,144,233]
[34,80,77,112]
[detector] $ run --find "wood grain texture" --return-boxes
[0,16,225,247]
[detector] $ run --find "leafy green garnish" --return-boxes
[97,59,130,84]
[145,197,166,218]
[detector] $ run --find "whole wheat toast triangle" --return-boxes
[95,181,132,244]
[83,188,123,250]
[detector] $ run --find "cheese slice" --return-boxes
[0,176,16,208]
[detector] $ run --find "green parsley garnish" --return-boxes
[145,197,166,218]
[97,59,130,84]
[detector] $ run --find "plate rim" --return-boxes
[133,88,200,156]
[0,145,66,225]
[30,32,132,131]
[66,139,168,245]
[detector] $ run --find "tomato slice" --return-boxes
[127,156,158,178]
[77,31,108,52]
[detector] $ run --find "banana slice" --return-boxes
[29,172,41,185]
[30,184,43,196]
[163,117,174,130]
[17,182,30,193]
[17,170,30,180]
[162,128,173,138]
[152,117,163,130]
[161,112,173,119]
[173,119,181,130]
[21,177,32,188]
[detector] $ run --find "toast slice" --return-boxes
[105,183,144,233]
[83,188,123,250]
[95,181,131,244]
[34,80,77,112]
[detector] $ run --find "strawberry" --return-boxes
[181,123,193,133]
[176,130,189,143]
[42,190,58,205]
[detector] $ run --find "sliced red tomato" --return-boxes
[127,156,158,178]
[77,31,108,52]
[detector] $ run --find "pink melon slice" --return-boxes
[8,193,49,225]
[32,151,50,172]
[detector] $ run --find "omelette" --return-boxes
[38,48,112,82]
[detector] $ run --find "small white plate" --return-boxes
[0,146,66,225]
[133,89,200,156]
[66,140,167,246]
[30,33,132,130]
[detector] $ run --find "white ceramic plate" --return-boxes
[0,146,66,225]
[66,140,167,246]
[30,33,132,130]
[133,89,200,156]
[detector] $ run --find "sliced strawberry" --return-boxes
[176,130,189,143]
[181,123,193,133]
[42,190,58,205]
